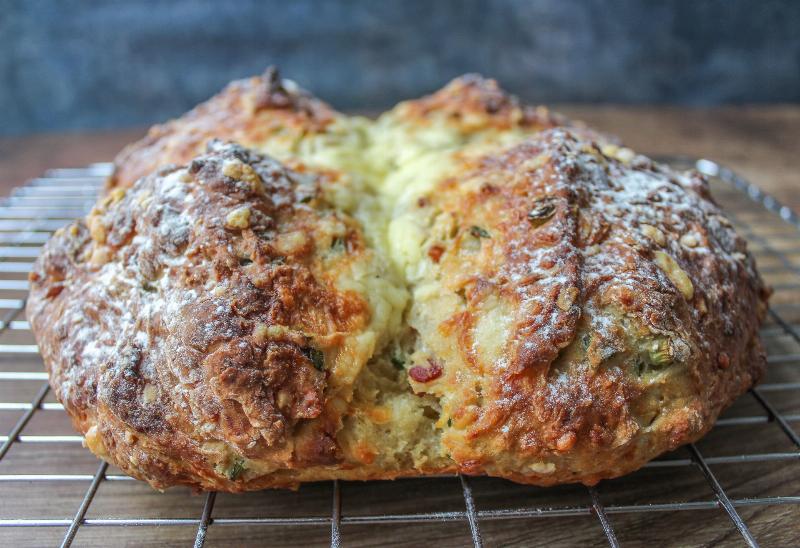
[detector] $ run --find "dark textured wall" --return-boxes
[2,0,799,135]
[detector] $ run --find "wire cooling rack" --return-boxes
[0,159,797,548]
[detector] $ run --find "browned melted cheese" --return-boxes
[29,142,392,489]
[406,130,769,483]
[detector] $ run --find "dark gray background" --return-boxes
[2,0,799,135]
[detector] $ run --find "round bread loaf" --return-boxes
[27,72,769,491]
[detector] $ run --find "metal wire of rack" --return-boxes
[0,159,797,547]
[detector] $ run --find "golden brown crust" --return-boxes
[28,73,770,491]
[28,142,389,490]
[389,73,611,144]
[398,73,571,133]
[108,67,336,191]
[406,129,768,484]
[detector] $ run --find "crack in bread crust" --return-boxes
[28,71,770,491]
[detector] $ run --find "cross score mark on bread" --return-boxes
[27,70,770,491]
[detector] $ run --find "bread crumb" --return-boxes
[87,215,107,244]
[225,207,251,229]
[640,224,666,246]
[142,384,157,404]
[222,159,263,191]
[680,233,698,248]
[528,462,556,474]
[83,425,108,458]
[253,322,269,343]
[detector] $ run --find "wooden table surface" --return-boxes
[0,105,798,206]
[0,107,798,548]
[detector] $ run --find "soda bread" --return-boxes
[27,70,769,490]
